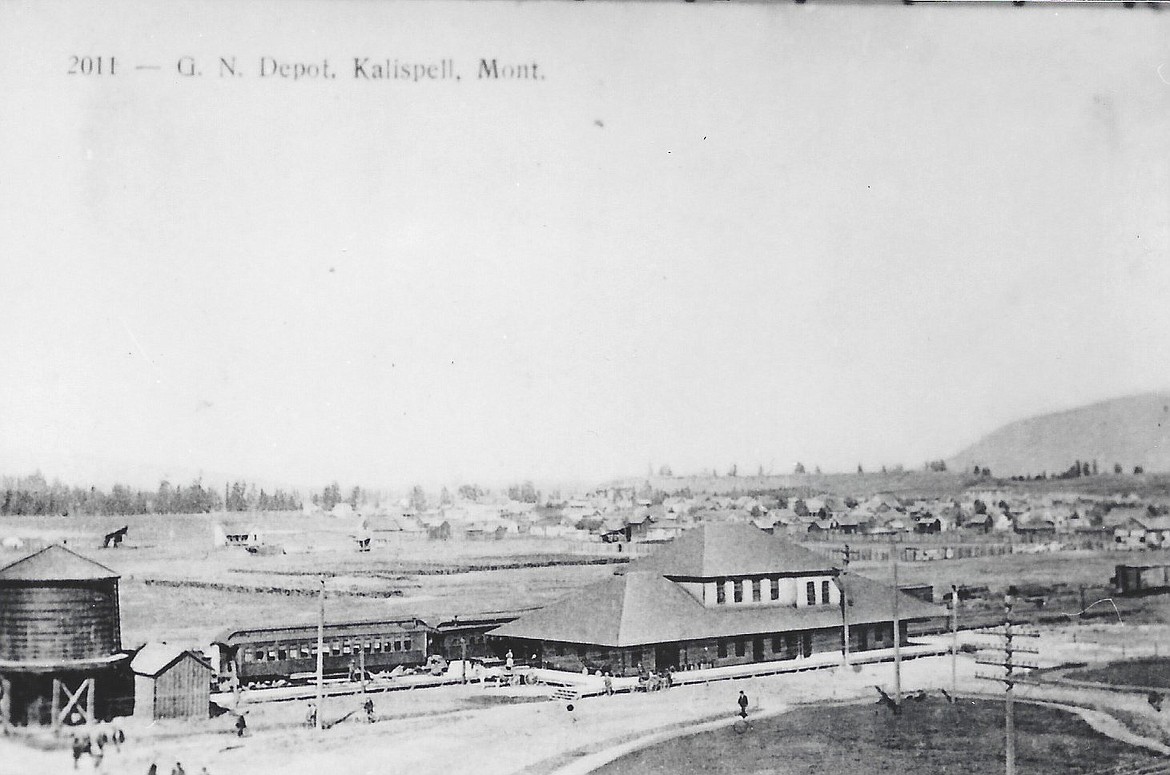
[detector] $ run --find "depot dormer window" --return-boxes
[806,581,816,605]
[733,580,744,603]
[822,580,831,604]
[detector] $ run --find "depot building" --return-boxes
[490,523,944,675]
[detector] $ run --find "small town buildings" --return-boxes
[131,644,212,721]
[490,523,943,675]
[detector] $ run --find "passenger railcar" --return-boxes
[212,617,435,687]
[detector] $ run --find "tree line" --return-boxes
[0,472,301,516]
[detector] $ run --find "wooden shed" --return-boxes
[131,644,211,721]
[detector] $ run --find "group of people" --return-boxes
[144,764,211,775]
[304,697,377,729]
[69,723,217,775]
[70,723,125,771]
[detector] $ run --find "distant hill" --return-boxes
[949,393,1170,476]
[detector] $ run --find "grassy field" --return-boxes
[596,698,1159,775]
[1066,657,1170,689]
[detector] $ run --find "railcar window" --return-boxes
[277,648,286,660]
[243,650,253,662]
[404,639,412,651]
[268,648,276,660]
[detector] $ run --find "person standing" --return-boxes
[71,735,87,769]
[737,690,749,718]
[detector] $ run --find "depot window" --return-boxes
[752,579,762,602]
[735,640,745,657]
[821,580,831,604]
[716,583,726,605]
[734,580,744,603]
[806,581,816,605]
[717,640,727,658]
[770,578,780,601]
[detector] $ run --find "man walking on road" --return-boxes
[737,690,749,718]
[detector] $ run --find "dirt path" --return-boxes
[5,653,1170,775]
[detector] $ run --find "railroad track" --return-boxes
[212,673,466,704]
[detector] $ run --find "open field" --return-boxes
[1067,657,1170,690]
[595,696,1160,775]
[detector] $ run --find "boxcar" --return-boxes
[212,617,435,686]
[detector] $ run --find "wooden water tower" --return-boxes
[0,544,128,728]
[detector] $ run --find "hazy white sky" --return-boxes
[2,1,1169,490]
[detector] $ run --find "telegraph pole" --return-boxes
[1005,594,1016,775]
[892,538,902,706]
[359,642,367,697]
[316,577,325,732]
[951,583,960,696]
[975,587,1039,775]
[841,543,851,667]
[460,637,468,684]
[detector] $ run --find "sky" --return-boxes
[1,1,1169,491]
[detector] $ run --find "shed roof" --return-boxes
[131,643,212,677]
[625,523,834,578]
[0,544,118,581]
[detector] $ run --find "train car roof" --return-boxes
[213,616,436,646]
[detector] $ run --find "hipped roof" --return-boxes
[491,571,944,648]
[0,544,118,581]
[626,523,834,578]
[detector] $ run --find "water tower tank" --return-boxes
[0,545,121,667]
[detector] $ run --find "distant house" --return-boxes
[963,513,992,533]
[914,517,943,535]
[131,644,212,721]
[835,514,864,535]
[1125,515,1170,548]
[213,522,260,548]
